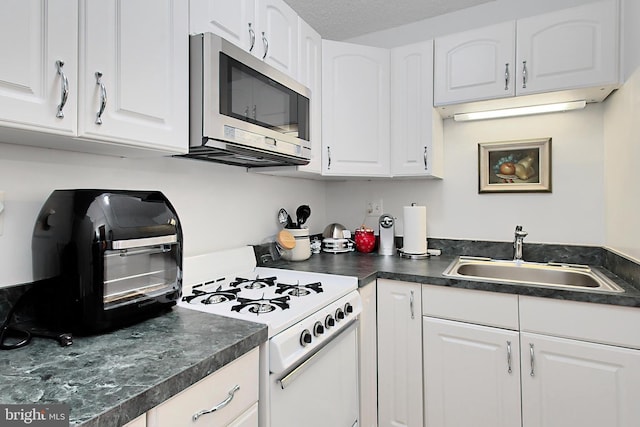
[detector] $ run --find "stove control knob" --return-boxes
[325,314,335,329]
[335,308,345,321]
[300,329,312,346]
[313,321,325,336]
[344,302,353,315]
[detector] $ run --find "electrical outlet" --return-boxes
[0,191,4,236]
[366,199,383,217]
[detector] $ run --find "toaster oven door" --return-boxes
[103,235,179,309]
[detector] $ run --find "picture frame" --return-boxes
[478,138,552,193]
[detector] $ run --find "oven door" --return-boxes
[269,320,359,427]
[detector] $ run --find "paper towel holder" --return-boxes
[398,202,430,259]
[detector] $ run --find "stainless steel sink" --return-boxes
[442,256,624,293]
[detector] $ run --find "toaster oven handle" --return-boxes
[110,234,177,250]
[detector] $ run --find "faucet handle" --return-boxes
[514,225,528,238]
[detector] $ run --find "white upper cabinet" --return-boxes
[322,40,390,177]
[256,0,298,77]
[296,18,322,175]
[434,21,515,105]
[79,0,189,153]
[434,0,619,107]
[391,40,443,178]
[190,0,298,77]
[189,0,256,50]
[0,0,188,156]
[516,0,619,96]
[0,0,78,136]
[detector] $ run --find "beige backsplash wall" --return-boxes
[325,104,606,247]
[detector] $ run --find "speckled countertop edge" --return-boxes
[265,251,640,308]
[0,307,267,427]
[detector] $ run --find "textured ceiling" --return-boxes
[283,0,495,40]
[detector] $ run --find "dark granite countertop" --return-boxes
[0,306,267,427]
[266,251,640,308]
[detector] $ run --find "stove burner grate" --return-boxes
[275,281,323,297]
[231,295,290,315]
[182,286,241,304]
[231,276,277,290]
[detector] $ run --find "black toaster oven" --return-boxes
[31,189,182,334]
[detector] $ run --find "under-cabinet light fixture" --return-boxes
[453,100,587,122]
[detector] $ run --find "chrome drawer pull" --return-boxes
[529,343,535,376]
[506,340,512,374]
[192,384,240,421]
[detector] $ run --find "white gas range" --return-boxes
[180,246,361,427]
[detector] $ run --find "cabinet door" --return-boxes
[423,317,522,427]
[79,0,188,153]
[358,281,377,427]
[390,40,443,178]
[228,402,258,427]
[296,18,322,175]
[189,0,256,52]
[0,0,77,135]
[434,21,515,105]
[521,332,640,427]
[377,280,423,427]
[256,0,298,77]
[516,0,619,96]
[322,40,390,176]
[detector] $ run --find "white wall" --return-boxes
[602,0,640,262]
[326,105,606,246]
[0,142,328,287]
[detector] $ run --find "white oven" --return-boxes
[179,247,361,427]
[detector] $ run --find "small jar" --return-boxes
[280,228,311,261]
[354,227,376,253]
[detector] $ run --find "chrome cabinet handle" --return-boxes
[192,385,240,421]
[423,146,428,170]
[529,343,535,376]
[410,290,415,319]
[506,341,512,374]
[248,23,255,52]
[504,63,510,91]
[55,60,69,118]
[522,61,528,89]
[327,146,331,169]
[262,32,269,60]
[252,105,257,120]
[95,71,107,125]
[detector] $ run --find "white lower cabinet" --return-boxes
[421,285,640,427]
[146,348,259,427]
[423,317,521,427]
[358,280,378,427]
[521,332,640,427]
[377,279,423,427]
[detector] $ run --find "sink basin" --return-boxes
[442,256,624,294]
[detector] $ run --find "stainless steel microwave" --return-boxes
[185,32,311,167]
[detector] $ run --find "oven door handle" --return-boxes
[278,319,358,390]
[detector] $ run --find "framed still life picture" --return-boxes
[478,138,552,193]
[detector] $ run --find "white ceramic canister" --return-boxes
[281,228,311,261]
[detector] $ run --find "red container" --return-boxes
[354,227,376,253]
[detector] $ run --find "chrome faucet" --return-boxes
[513,225,528,261]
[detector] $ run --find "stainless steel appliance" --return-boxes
[378,214,396,255]
[185,33,311,167]
[179,247,360,427]
[31,190,182,334]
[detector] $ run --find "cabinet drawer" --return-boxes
[422,285,519,330]
[520,296,640,349]
[149,348,259,427]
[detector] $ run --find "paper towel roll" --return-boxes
[403,205,427,254]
